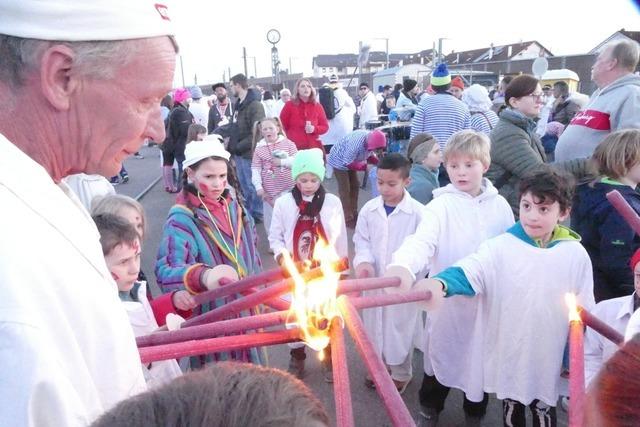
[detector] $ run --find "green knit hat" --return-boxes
[431,63,451,87]
[291,148,325,181]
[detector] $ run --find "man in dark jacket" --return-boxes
[207,82,232,134]
[229,73,265,222]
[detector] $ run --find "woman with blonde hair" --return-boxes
[279,79,329,153]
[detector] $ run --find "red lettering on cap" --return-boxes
[568,109,611,131]
[155,3,170,21]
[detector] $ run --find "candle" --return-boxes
[338,296,416,427]
[606,190,640,235]
[578,305,624,345]
[566,293,585,427]
[329,317,354,427]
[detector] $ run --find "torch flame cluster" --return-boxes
[282,238,342,353]
[565,293,580,322]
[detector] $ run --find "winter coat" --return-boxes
[550,96,580,125]
[486,109,587,215]
[229,88,266,159]
[556,74,640,162]
[280,99,329,151]
[407,164,439,204]
[207,101,232,134]
[163,103,194,161]
[572,180,640,301]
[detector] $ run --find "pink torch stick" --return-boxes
[182,259,349,328]
[606,190,640,236]
[338,296,417,427]
[578,305,624,345]
[568,308,585,427]
[330,317,355,427]
[192,262,306,305]
[139,328,301,364]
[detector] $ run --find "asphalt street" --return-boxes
[116,145,568,427]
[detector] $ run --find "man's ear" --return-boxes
[404,176,412,188]
[39,44,80,111]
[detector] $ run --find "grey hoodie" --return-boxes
[555,73,640,162]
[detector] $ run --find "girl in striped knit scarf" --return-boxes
[155,139,265,368]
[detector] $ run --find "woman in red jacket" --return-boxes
[280,78,329,153]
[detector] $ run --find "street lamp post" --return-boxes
[374,37,389,69]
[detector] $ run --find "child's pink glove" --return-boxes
[347,160,367,171]
[367,152,380,165]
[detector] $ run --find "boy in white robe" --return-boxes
[389,130,514,425]
[584,248,640,386]
[353,153,426,393]
[418,165,595,427]
[95,214,182,388]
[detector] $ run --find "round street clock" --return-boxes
[267,29,281,44]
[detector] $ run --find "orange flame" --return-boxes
[283,238,342,353]
[565,293,581,322]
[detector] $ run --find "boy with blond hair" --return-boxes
[389,130,514,425]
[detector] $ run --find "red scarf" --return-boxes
[292,186,328,262]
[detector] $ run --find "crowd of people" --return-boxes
[2,1,640,426]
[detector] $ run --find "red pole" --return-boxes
[137,311,289,348]
[182,259,348,328]
[139,328,301,364]
[578,305,624,345]
[568,317,585,427]
[351,290,432,310]
[606,190,640,236]
[330,317,355,427]
[337,276,401,295]
[338,296,416,427]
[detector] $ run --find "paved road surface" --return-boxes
[116,145,569,426]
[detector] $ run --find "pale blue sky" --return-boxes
[169,0,639,87]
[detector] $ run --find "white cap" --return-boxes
[183,139,230,169]
[0,0,175,41]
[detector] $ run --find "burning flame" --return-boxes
[282,238,342,353]
[565,293,581,322]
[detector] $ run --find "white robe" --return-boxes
[353,192,427,363]
[0,134,146,426]
[455,232,595,405]
[391,179,514,400]
[268,192,348,261]
[122,282,182,388]
[359,91,379,128]
[63,173,115,212]
[584,293,637,386]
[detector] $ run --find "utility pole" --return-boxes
[253,57,257,78]
[179,55,185,87]
[375,38,389,68]
[228,67,232,81]
[242,47,248,77]
[437,38,449,64]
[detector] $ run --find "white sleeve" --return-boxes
[268,197,288,259]
[575,248,596,311]
[352,209,375,268]
[584,304,606,386]
[391,206,439,274]
[251,167,263,192]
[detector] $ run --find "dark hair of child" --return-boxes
[518,165,575,213]
[93,214,139,256]
[378,152,411,179]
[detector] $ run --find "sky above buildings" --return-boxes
[169,0,640,87]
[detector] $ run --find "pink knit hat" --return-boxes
[630,248,640,271]
[366,129,387,150]
[173,88,190,104]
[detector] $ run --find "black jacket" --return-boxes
[163,103,193,160]
[572,181,640,301]
[207,101,232,134]
[228,88,265,158]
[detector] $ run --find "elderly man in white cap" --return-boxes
[0,1,177,425]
